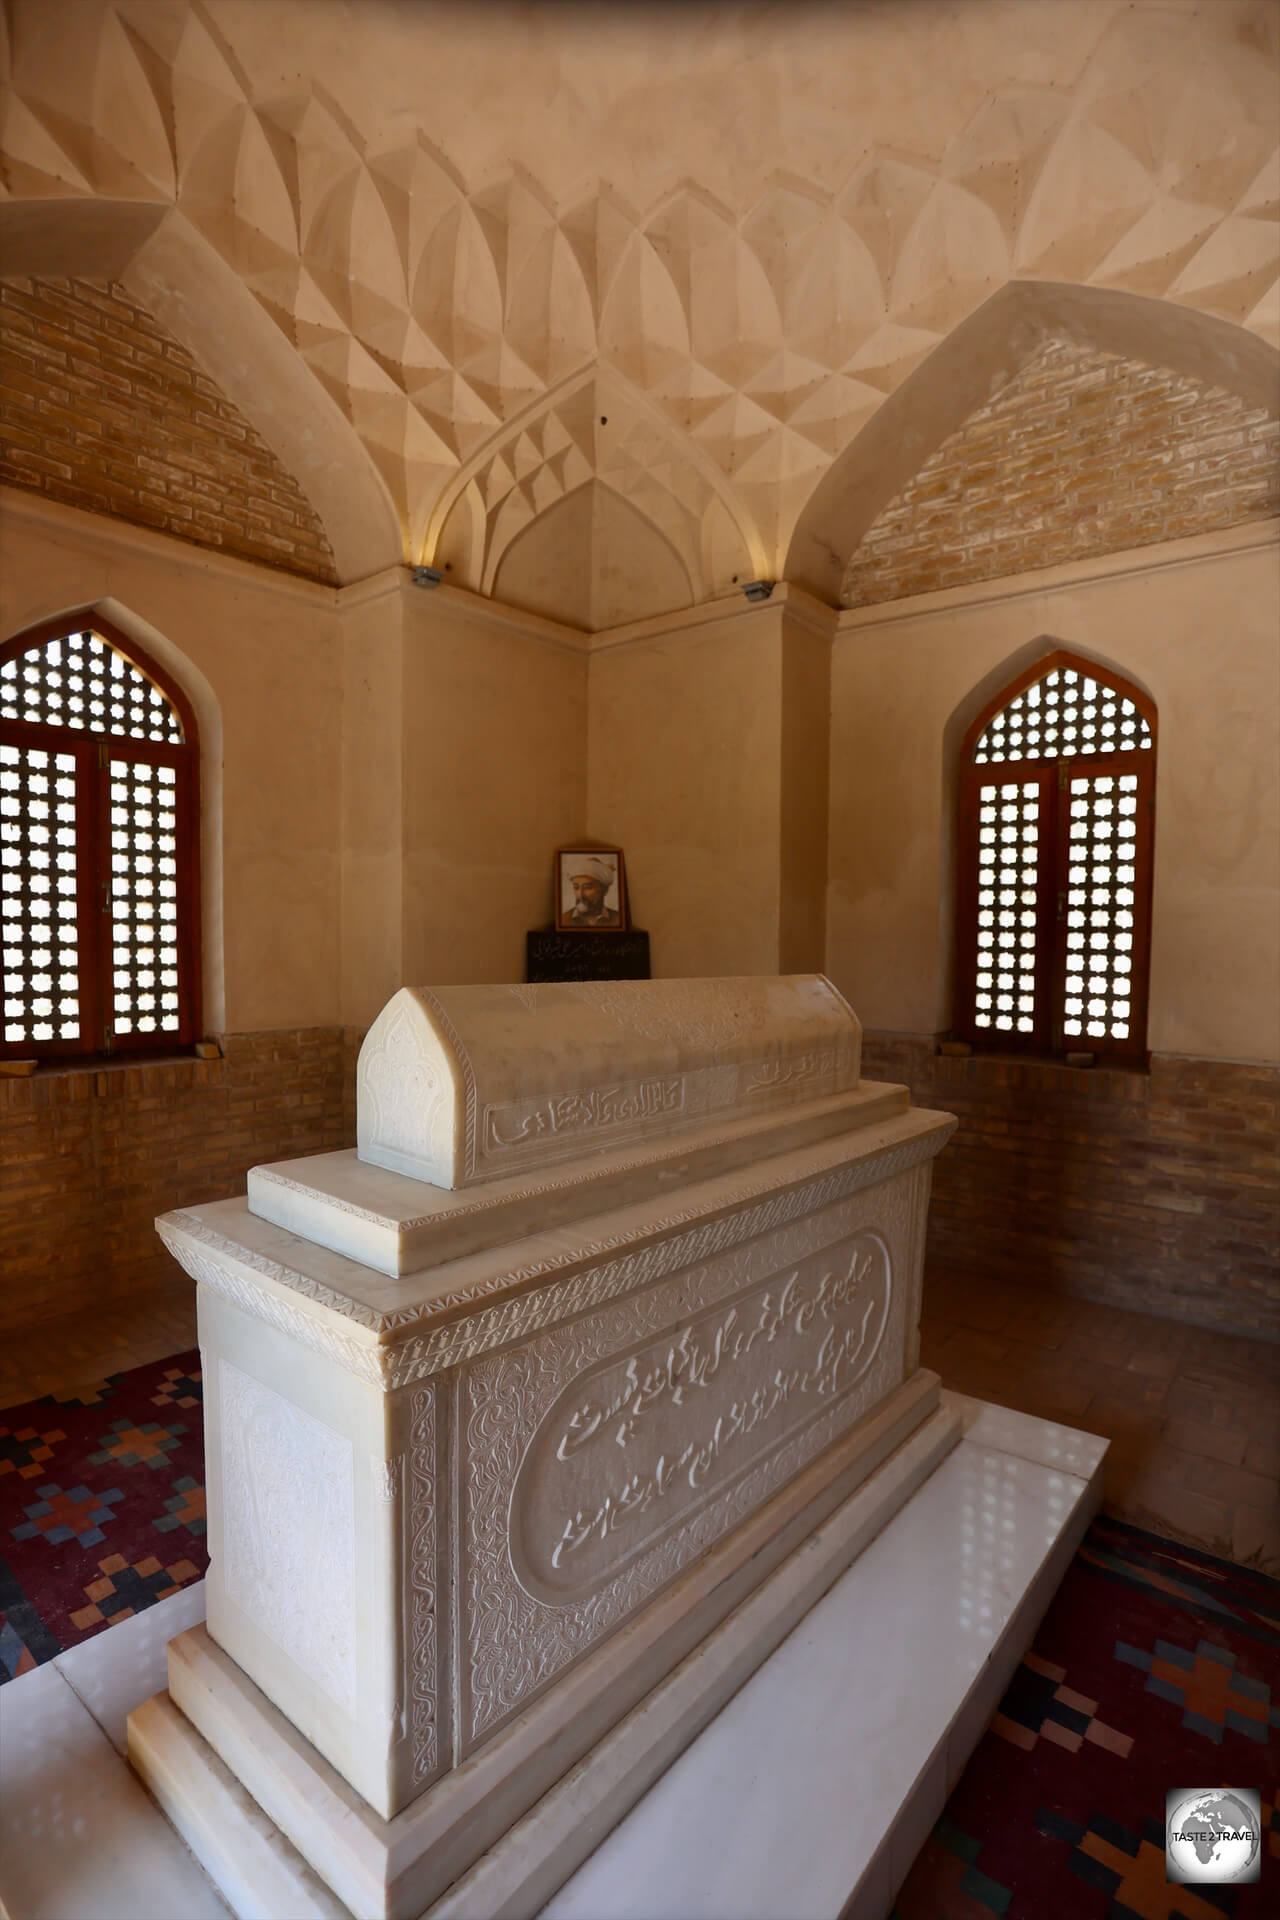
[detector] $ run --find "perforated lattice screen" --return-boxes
[109,760,181,1038]
[0,631,183,743]
[2,624,194,1058]
[962,653,1152,1057]
[974,666,1151,765]
[1063,772,1139,1044]
[2,743,80,1046]
[973,780,1039,1035]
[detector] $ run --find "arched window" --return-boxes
[955,650,1156,1064]
[1,615,201,1061]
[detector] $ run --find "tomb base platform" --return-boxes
[130,1381,957,1920]
[131,978,975,1918]
[126,1393,1107,1920]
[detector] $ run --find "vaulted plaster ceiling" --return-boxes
[1,0,1277,622]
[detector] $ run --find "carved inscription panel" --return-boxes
[459,1163,923,1750]
[511,1232,890,1600]
[476,1049,845,1181]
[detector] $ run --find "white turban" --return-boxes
[570,855,615,889]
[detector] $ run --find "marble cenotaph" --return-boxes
[130,976,960,1918]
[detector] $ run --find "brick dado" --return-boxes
[5,1029,1275,1344]
[861,1035,1280,1344]
[0,1030,357,1334]
[842,338,1280,607]
[0,276,339,584]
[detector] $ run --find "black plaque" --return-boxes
[526,929,650,983]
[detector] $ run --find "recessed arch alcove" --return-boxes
[427,365,761,623]
[491,482,696,631]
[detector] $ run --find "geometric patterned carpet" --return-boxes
[2,1355,1277,1916]
[892,1513,1280,1918]
[0,1349,206,1681]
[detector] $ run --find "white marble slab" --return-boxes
[248,1083,906,1277]
[0,1404,1103,1920]
[54,1581,208,1756]
[941,1389,1109,1480]
[0,1635,230,1920]
[541,1433,1100,1920]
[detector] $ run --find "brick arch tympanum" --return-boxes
[786,281,1280,604]
[0,200,403,585]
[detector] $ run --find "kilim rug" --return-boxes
[0,1348,206,1680]
[893,1513,1280,1919]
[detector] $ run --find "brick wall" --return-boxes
[0,1029,358,1334]
[0,277,339,585]
[7,1023,1274,1344]
[861,1035,1280,1342]
[843,339,1280,606]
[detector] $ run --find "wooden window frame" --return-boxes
[954,648,1157,1066]
[1,612,202,1062]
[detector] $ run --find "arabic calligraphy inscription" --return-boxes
[510,1230,890,1600]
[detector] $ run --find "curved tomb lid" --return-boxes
[357,975,861,1190]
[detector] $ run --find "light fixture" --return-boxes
[741,579,774,602]
[412,564,443,588]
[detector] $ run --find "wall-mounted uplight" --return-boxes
[741,579,775,602]
[412,565,443,588]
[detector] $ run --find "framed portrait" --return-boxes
[554,847,627,932]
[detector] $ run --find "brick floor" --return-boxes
[0,1284,197,1412]
[922,1265,1280,1573]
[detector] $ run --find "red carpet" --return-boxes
[0,1349,207,1679]
[893,1513,1280,1918]
[3,1359,1277,1914]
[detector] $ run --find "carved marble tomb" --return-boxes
[129,975,960,1918]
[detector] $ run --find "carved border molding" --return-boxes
[156,1220,386,1375]
[371,1453,403,1504]
[157,1120,954,1387]
[407,1386,438,1784]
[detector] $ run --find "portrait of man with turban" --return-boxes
[556,849,626,930]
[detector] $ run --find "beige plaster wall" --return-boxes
[586,603,786,977]
[778,612,832,974]
[399,590,588,994]
[340,581,405,1026]
[0,489,345,1033]
[827,526,1280,1063]
[0,494,592,1036]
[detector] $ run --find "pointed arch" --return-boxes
[951,643,1158,1063]
[1,609,206,1059]
[425,363,764,604]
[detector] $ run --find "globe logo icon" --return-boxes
[1166,1788,1261,1885]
